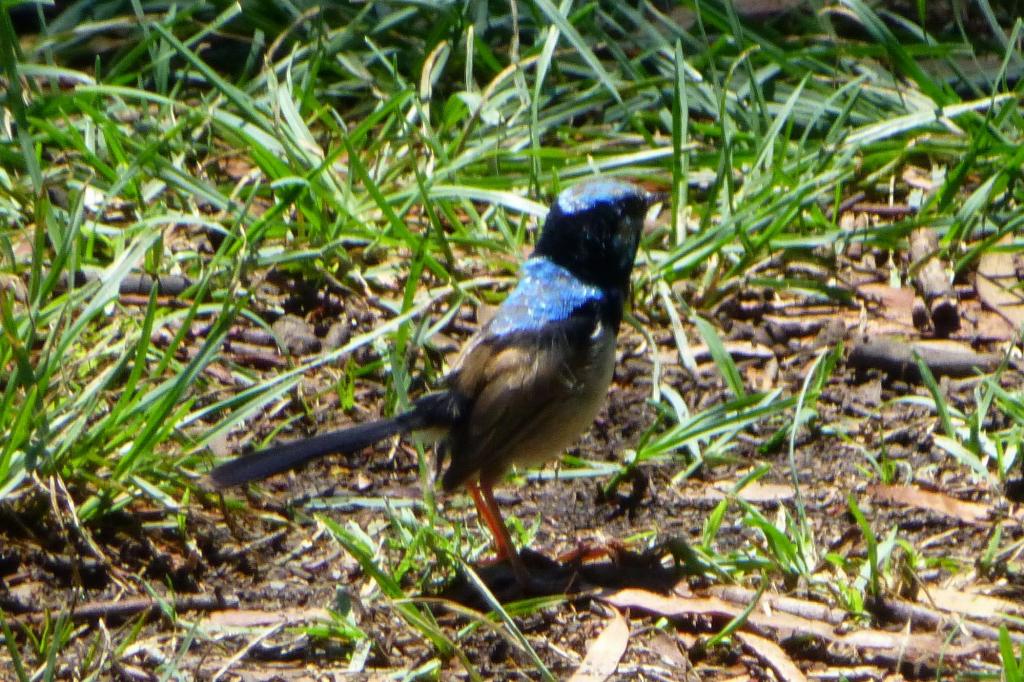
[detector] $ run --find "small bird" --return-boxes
[209,179,663,580]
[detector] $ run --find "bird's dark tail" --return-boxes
[207,394,455,488]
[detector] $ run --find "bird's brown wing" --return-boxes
[440,314,604,491]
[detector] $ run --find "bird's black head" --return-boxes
[534,179,663,292]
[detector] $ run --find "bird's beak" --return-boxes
[641,191,670,234]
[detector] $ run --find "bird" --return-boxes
[209,178,664,581]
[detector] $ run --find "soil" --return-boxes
[2,229,1024,680]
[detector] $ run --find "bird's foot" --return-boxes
[556,538,628,566]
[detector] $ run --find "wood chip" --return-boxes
[977,235,1024,335]
[924,586,1023,620]
[855,283,916,326]
[909,227,958,336]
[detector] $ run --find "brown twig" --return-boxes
[12,593,238,626]
[850,202,917,217]
[825,192,867,220]
[710,585,846,624]
[848,337,1003,381]
[872,596,1024,644]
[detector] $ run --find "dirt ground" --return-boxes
[3,228,1024,680]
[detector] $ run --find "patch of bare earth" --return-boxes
[3,203,1024,679]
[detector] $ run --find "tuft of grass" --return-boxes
[2,0,1023,676]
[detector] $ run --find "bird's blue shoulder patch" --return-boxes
[556,179,644,215]
[486,257,605,336]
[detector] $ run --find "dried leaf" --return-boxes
[202,607,331,628]
[708,481,795,503]
[867,484,989,524]
[600,588,977,665]
[570,608,629,682]
[736,631,807,682]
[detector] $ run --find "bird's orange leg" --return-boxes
[468,482,516,561]
[468,481,529,584]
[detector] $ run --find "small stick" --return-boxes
[909,228,958,336]
[12,593,238,625]
[848,337,1003,381]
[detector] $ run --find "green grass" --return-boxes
[2,0,1024,677]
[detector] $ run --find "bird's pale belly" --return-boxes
[508,329,617,469]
